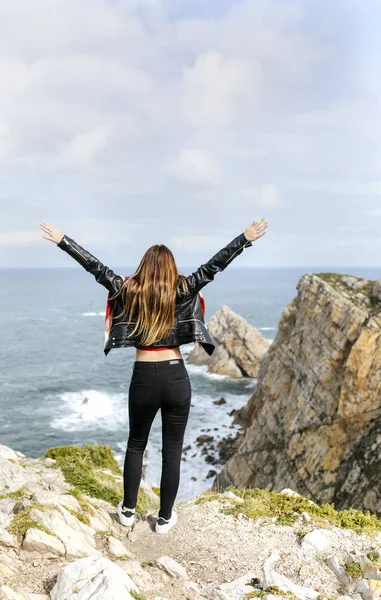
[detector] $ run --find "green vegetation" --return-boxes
[65,486,96,516]
[315,273,381,314]
[141,561,154,567]
[367,550,380,563]
[131,592,146,600]
[45,443,158,514]
[0,485,30,501]
[196,486,381,534]
[345,562,362,578]
[246,586,297,599]
[152,485,160,497]
[7,502,55,537]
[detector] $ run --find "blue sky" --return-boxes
[0,0,380,268]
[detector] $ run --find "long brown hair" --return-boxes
[109,243,189,346]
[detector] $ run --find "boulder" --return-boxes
[50,555,139,600]
[187,305,270,378]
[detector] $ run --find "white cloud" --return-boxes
[0,121,16,160]
[167,148,221,184]
[0,230,40,247]
[182,51,258,127]
[57,127,109,168]
[242,184,282,208]
[0,0,379,266]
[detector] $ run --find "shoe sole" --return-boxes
[117,499,136,527]
[155,511,177,534]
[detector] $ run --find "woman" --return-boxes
[40,218,268,534]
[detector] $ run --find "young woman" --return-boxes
[40,218,268,534]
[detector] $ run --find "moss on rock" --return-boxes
[44,443,158,515]
[7,502,55,537]
[196,486,381,534]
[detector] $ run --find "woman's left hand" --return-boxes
[40,221,64,244]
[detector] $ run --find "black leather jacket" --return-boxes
[57,231,253,356]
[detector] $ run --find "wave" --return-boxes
[82,311,106,317]
[50,389,127,432]
[185,362,234,381]
[259,327,277,331]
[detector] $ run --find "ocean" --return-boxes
[0,265,378,502]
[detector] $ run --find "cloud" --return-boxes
[167,148,221,184]
[57,127,109,168]
[182,51,258,127]
[0,0,380,267]
[242,185,282,208]
[0,120,17,161]
[0,230,40,247]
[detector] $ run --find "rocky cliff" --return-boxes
[187,305,270,378]
[1,443,381,600]
[215,273,381,516]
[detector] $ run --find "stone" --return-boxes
[119,560,156,593]
[0,527,17,549]
[107,536,130,559]
[196,435,214,444]
[354,578,373,600]
[28,506,99,559]
[215,273,381,514]
[22,528,65,556]
[50,555,139,600]
[213,571,258,600]
[261,552,319,600]
[155,556,189,580]
[0,587,29,600]
[187,305,270,378]
[301,529,337,553]
[326,555,351,585]
[213,397,227,405]
[349,552,381,580]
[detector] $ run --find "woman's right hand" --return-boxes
[244,218,268,242]
[40,221,64,245]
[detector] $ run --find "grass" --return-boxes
[7,502,56,537]
[196,486,381,534]
[246,586,297,598]
[0,485,31,501]
[367,550,380,563]
[315,273,380,315]
[44,443,158,514]
[131,592,147,600]
[345,562,362,578]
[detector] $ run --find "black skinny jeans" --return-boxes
[123,358,191,520]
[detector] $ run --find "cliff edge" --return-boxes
[1,443,381,600]
[215,273,381,516]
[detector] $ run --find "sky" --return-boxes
[0,0,380,268]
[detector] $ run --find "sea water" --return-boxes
[0,265,378,501]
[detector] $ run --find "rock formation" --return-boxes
[1,442,381,600]
[187,305,270,378]
[215,273,381,516]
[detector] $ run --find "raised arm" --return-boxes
[40,221,123,294]
[186,219,268,294]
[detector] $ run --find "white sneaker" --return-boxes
[155,510,177,534]
[117,499,136,527]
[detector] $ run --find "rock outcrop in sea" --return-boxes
[187,305,270,378]
[1,442,381,600]
[215,273,381,517]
